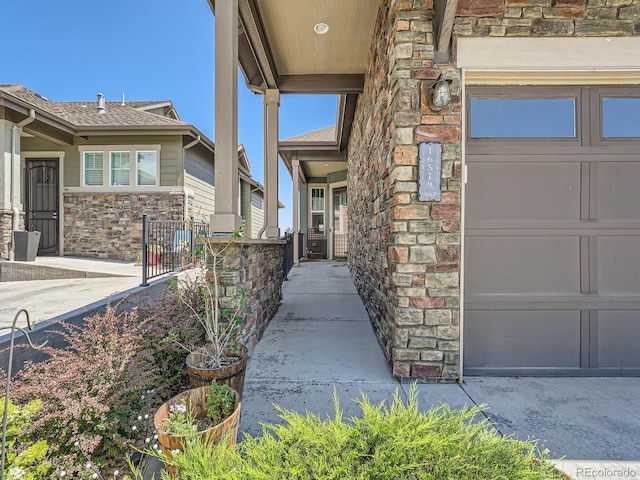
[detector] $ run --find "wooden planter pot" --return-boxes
[154,385,241,476]
[186,344,248,398]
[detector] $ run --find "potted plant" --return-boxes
[153,382,241,476]
[168,233,249,397]
[147,244,163,266]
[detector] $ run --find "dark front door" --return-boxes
[25,158,59,255]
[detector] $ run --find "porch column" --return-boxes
[292,157,300,266]
[264,89,280,239]
[210,0,242,234]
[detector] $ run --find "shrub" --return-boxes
[0,398,52,479]
[10,305,157,476]
[151,386,563,480]
[138,276,207,398]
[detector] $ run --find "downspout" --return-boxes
[9,109,36,260]
[182,135,201,220]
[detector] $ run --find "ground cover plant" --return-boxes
[146,386,564,480]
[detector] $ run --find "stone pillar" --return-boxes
[210,0,242,235]
[264,89,280,239]
[292,157,300,266]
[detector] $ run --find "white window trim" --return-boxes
[79,144,161,188]
[82,151,105,186]
[109,150,131,186]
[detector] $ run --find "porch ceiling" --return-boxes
[206,0,380,94]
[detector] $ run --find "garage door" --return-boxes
[464,86,640,375]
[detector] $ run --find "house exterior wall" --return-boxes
[63,192,186,261]
[185,144,215,219]
[16,135,188,261]
[250,204,264,239]
[348,0,637,381]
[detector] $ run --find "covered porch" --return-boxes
[279,126,349,262]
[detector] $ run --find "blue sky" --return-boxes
[3,0,338,231]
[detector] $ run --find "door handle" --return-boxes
[52,212,58,220]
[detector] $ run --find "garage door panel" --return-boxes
[593,311,640,368]
[595,236,640,294]
[464,310,581,369]
[594,163,640,221]
[465,236,580,294]
[466,162,581,222]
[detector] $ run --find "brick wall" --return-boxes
[63,192,185,261]
[202,238,285,350]
[348,0,638,381]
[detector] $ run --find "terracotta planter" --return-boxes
[186,344,248,398]
[147,252,161,266]
[154,385,241,476]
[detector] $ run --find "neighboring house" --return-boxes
[0,85,266,261]
[212,0,640,380]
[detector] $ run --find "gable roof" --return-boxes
[0,85,188,128]
[282,126,335,144]
[0,84,214,149]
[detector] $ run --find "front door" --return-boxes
[25,158,59,255]
[332,187,348,258]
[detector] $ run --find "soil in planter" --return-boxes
[186,344,247,397]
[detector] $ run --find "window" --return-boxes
[80,145,160,187]
[110,152,130,186]
[602,97,640,138]
[470,97,576,138]
[311,187,325,231]
[83,152,103,186]
[137,151,158,185]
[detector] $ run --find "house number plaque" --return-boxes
[418,142,442,201]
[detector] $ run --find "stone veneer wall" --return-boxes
[203,238,285,350]
[349,0,462,381]
[454,0,640,37]
[63,192,186,261]
[1,211,13,260]
[349,0,639,381]
[1,210,25,260]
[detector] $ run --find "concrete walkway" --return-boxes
[239,261,640,479]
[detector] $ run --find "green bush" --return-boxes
[151,386,563,480]
[0,398,52,479]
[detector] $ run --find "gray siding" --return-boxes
[185,144,215,219]
[20,135,183,188]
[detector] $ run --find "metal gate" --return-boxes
[25,159,58,255]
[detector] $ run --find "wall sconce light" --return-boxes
[428,77,453,112]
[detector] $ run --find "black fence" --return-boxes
[282,233,294,281]
[141,215,209,286]
[281,232,304,281]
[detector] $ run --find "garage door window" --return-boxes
[470,98,576,138]
[602,97,640,138]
